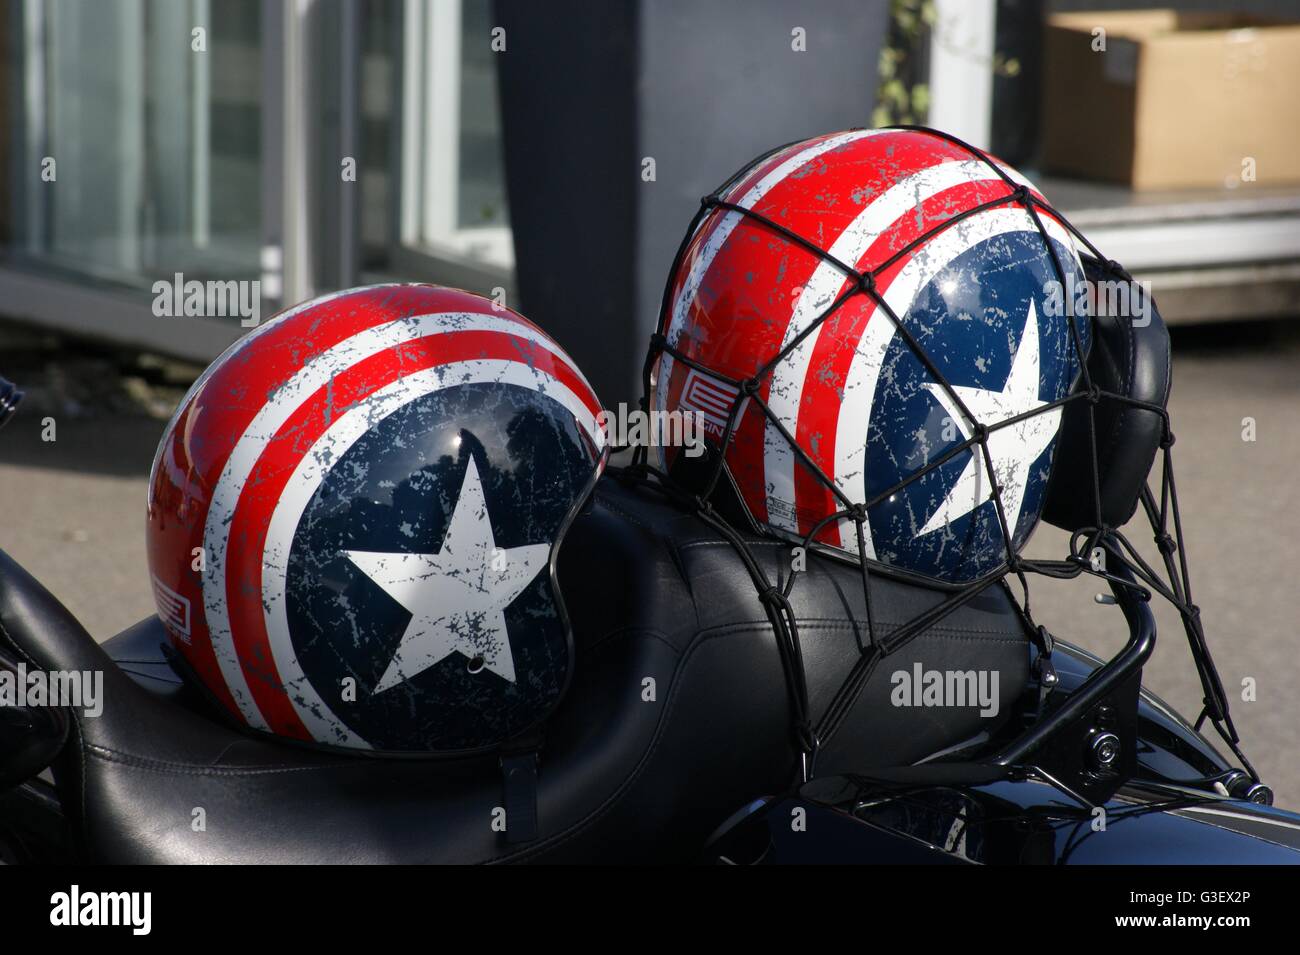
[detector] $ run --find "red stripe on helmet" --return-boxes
[181,287,552,493]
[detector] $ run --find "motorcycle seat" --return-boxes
[0,477,1030,863]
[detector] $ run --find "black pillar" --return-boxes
[497,0,888,408]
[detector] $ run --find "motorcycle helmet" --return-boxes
[146,285,606,754]
[651,127,1092,584]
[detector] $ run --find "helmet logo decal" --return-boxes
[918,300,1060,536]
[680,368,746,438]
[345,456,549,689]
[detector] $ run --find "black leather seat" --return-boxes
[0,478,1030,863]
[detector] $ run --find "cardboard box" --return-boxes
[1041,10,1300,190]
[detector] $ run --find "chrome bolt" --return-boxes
[1244,783,1274,806]
[1088,731,1121,771]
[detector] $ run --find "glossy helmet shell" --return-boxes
[146,285,605,753]
[652,128,1091,584]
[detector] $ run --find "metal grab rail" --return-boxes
[989,541,1156,768]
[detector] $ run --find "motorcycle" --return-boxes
[0,334,1297,865]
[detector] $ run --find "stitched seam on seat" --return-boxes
[593,495,670,535]
[578,497,703,632]
[672,539,975,595]
[72,713,90,857]
[676,538,788,553]
[695,619,1026,640]
[582,625,678,655]
[84,744,342,777]
[595,489,708,538]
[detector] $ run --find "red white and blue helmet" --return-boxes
[146,285,605,753]
[652,128,1091,584]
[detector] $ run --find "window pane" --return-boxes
[2,0,262,287]
[359,0,514,281]
[457,0,508,230]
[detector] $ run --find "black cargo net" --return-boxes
[614,125,1257,789]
